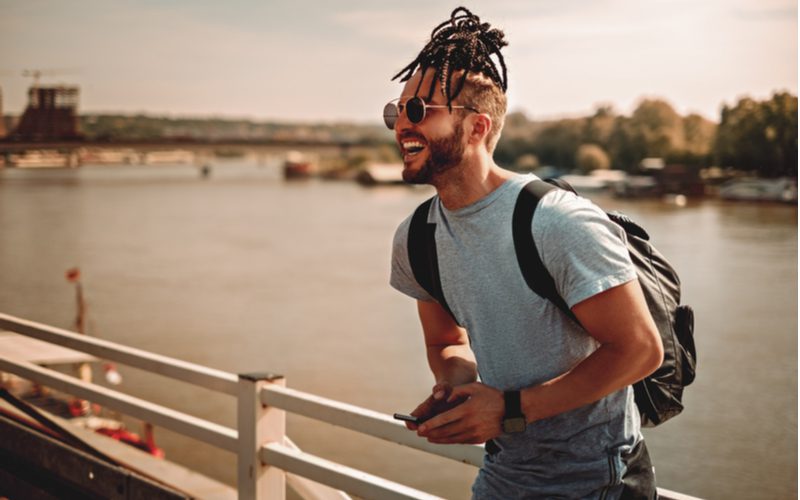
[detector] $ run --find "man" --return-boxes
[387,7,664,499]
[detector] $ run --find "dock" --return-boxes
[0,314,703,499]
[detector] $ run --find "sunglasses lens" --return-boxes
[383,102,398,129]
[406,97,425,123]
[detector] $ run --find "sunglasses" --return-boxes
[383,96,479,130]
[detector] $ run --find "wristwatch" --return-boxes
[502,390,527,434]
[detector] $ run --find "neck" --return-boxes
[433,149,515,210]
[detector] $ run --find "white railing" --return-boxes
[0,312,700,500]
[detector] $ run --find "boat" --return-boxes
[283,150,317,179]
[8,150,72,168]
[142,149,194,165]
[78,147,138,165]
[718,177,798,203]
[613,175,661,198]
[556,174,609,194]
[356,162,405,186]
[0,268,163,458]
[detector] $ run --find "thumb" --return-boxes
[447,383,476,402]
[432,382,451,400]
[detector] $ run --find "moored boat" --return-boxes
[356,162,404,186]
[718,177,798,203]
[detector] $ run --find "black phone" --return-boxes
[393,413,421,425]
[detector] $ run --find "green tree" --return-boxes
[714,92,798,177]
[607,116,644,171]
[532,119,584,169]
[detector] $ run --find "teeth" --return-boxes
[402,141,425,154]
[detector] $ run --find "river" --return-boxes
[0,161,796,499]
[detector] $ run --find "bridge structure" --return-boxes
[0,138,383,169]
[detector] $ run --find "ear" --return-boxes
[467,113,492,148]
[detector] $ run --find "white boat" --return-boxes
[356,162,405,186]
[78,148,138,165]
[718,178,797,203]
[9,150,71,168]
[142,149,194,165]
[557,174,608,194]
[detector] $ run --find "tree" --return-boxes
[582,105,616,145]
[714,92,798,177]
[682,114,716,157]
[575,144,611,173]
[629,99,685,157]
[532,119,584,169]
[514,153,539,171]
[607,116,644,171]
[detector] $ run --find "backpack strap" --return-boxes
[512,180,579,323]
[408,197,459,324]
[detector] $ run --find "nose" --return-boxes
[394,105,413,135]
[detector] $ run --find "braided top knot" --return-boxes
[392,7,509,109]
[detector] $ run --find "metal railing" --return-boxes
[0,312,699,500]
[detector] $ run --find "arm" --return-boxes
[417,299,478,388]
[405,300,478,429]
[519,279,663,422]
[418,279,663,444]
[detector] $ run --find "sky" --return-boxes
[0,0,796,124]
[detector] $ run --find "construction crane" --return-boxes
[22,68,79,87]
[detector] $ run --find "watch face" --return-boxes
[503,417,526,434]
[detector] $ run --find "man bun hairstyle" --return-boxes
[392,6,508,106]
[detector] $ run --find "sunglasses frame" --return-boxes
[383,96,479,130]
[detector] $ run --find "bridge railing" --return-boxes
[0,312,699,500]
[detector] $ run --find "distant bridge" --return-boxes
[0,138,382,157]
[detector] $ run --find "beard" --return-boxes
[403,121,465,185]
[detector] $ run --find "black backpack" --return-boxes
[408,178,696,427]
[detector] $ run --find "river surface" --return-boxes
[0,161,796,499]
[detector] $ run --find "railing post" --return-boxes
[238,372,286,500]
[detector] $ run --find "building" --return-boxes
[0,87,6,138]
[10,86,83,141]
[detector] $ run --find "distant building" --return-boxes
[0,87,6,138]
[11,86,83,141]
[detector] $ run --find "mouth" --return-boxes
[400,139,427,161]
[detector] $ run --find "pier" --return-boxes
[0,312,701,499]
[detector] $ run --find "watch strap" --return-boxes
[503,390,523,418]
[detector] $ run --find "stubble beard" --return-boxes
[403,121,466,185]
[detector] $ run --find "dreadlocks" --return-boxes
[392,7,509,108]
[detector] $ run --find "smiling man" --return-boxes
[387,7,663,499]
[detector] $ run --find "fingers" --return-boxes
[414,382,504,444]
[418,413,485,445]
[447,382,477,402]
[418,404,465,435]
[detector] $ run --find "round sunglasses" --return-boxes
[383,96,479,130]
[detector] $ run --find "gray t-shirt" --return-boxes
[390,174,641,498]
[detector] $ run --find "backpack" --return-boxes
[408,178,697,427]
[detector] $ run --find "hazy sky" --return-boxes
[1,0,796,123]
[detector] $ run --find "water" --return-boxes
[0,162,796,499]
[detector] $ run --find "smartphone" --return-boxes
[393,413,421,425]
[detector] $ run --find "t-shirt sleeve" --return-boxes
[533,190,637,308]
[390,215,435,302]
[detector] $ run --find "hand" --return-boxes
[417,382,504,445]
[405,382,452,431]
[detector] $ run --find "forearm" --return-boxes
[521,336,661,423]
[426,344,478,387]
